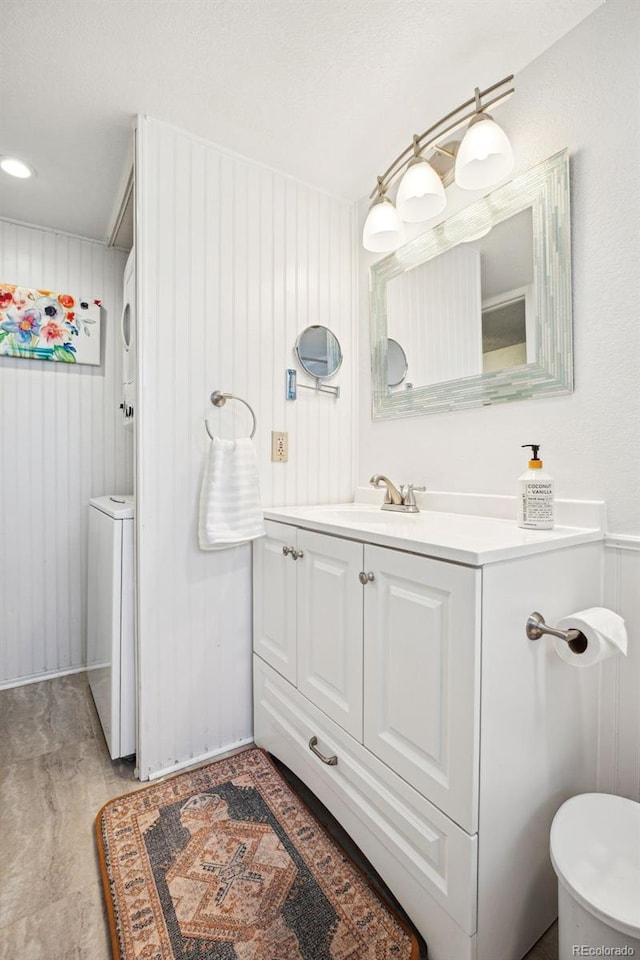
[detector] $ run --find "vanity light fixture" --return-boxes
[0,156,36,179]
[362,75,514,253]
[362,185,406,252]
[454,110,513,190]
[396,138,446,222]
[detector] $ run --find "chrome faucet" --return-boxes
[369,475,426,513]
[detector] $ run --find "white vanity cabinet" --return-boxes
[254,522,364,738]
[254,520,480,826]
[297,530,364,740]
[363,545,480,834]
[253,507,603,960]
[253,519,297,683]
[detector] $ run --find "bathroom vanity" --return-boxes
[252,493,604,960]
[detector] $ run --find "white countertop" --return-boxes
[263,491,604,566]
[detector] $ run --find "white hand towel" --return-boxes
[198,436,266,550]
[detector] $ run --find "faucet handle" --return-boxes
[403,483,426,506]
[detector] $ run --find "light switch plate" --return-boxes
[271,431,288,462]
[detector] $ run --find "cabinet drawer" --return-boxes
[254,654,478,939]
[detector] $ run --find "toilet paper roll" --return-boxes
[554,607,628,668]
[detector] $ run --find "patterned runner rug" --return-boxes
[96,747,421,959]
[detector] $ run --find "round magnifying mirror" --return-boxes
[295,325,342,379]
[121,303,132,350]
[387,338,408,386]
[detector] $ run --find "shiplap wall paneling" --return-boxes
[136,116,356,779]
[0,219,132,686]
[386,244,482,387]
[599,540,640,801]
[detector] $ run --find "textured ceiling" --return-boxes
[0,0,602,241]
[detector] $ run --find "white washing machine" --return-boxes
[87,495,135,759]
[120,247,135,430]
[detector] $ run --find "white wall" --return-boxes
[136,117,356,779]
[600,542,640,801]
[358,0,640,799]
[358,0,639,537]
[0,219,132,686]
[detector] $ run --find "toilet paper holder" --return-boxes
[526,612,588,653]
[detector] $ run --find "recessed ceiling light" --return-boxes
[0,156,36,179]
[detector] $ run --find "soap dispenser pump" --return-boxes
[517,444,554,530]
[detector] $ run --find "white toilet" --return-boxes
[550,793,640,958]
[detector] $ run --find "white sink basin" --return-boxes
[312,506,416,525]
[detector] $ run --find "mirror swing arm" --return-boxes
[286,369,340,400]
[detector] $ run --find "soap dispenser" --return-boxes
[517,444,554,530]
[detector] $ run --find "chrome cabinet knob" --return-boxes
[282,545,292,556]
[359,571,375,585]
[292,549,304,560]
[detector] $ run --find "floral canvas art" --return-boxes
[0,283,102,365]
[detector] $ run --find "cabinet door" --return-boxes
[253,520,297,683]
[297,530,364,740]
[364,545,481,833]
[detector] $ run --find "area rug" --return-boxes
[96,746,421,960]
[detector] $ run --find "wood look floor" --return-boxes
[0,674,558,959]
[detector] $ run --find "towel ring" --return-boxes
[204,390,257,440]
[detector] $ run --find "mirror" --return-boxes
[295,325,342,379]
[387,338,408,386]
[122,303,132,349]
[370,151,572,419]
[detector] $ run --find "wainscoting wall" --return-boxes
[0,218,132,686]
[386,244,482,385]
[600,537,640,802]
[135,117,356,778]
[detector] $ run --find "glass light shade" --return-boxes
[454,114,513,190]
[362,196,406,253]
[396,158,446,222]
[0,156,34,178]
